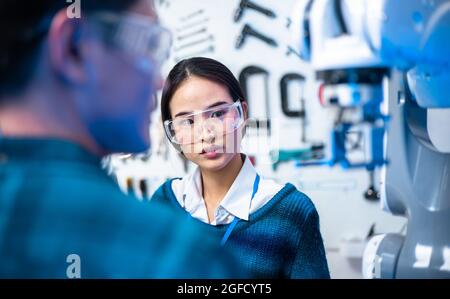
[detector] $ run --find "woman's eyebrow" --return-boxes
[205,101,230,109]
[174,101,230,118]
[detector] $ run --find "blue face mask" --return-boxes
[81,57,157,155]
[87,115,151,154]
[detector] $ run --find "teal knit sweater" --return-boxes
[152,180,330,279]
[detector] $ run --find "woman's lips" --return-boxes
[201,151,219,159]
[200,147,222,159]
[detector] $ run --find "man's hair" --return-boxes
[0,0,140,97]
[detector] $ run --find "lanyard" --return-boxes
[220,174,260,246]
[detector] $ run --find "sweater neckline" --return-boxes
[165,179,297,233]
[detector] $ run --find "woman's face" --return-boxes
[169,75,247,172]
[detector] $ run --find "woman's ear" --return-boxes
[241,100,249,120]
[240,100,249,137]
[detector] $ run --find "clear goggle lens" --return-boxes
[164,101,245,145]
[89,12,173,69]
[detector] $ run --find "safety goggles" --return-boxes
[164,101,245,145]
[88,11,172,72]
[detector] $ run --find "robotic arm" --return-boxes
[292,0,450,278]
[295,0,450,101]
[292,0,450,167]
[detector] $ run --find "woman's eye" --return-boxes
[211,110,227,118]
[177,119,194,126]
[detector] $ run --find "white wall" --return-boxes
[110,0,406,278]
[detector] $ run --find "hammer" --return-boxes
[234,0,276,22]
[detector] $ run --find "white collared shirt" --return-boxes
[171,156,284,225]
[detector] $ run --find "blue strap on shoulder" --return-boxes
[220,174,260,246]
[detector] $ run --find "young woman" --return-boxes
[152,57,330,278]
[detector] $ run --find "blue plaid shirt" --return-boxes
[0,138,239,278]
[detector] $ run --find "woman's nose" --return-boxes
[201,126,215,143]
[199,121,216,143]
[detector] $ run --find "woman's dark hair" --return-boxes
[161,57,246,124]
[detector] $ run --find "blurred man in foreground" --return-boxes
[0,0,239,278]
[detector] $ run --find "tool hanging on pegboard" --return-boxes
[280,73,306,118]
[180,9,205,22]
[234,0,277,22]
[235,23,278,49]
[174,34,214,52]
[233,0,278,51]
[239,65,272,137]
[173,8,215,62]
[280,73,308,142]
[176,17,210,33]
[177,27,207,41]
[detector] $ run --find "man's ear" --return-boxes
[47,10,87,85]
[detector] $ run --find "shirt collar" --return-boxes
[185,167,204,208]
[185,155,258,222]
[220,156,257,221]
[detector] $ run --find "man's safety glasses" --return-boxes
[89,11,173,72]
[164,101,245,145]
